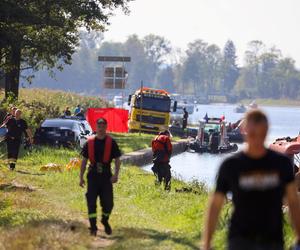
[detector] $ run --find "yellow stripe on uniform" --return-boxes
[7,158,16,164]
[88,213,97,219]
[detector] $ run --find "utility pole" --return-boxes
[139,80,143,135]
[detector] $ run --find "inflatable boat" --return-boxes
[188,116,238,154]
[269,136,300,156]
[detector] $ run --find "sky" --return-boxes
[103,0,300,66]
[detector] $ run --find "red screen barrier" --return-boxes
[86,108,129,133]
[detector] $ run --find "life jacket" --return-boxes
[152,135,172,163]
[87,135,112,165]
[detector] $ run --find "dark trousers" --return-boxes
[182,119,187,130]
[152,163,171,190]
[86,171,113,230]
[6,137,21,167]
[228,238,283,250]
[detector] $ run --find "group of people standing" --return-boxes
[63,104,84,117]
[1,106,33,170]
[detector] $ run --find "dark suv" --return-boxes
[34,117,93,148]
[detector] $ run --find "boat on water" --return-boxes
[227,129,244,143]
[234,104,247,113]
[227,119,245,143]
[270,136,300,157]
[248,100,258,109]
[188,116,238,154]
[270,136,300,173]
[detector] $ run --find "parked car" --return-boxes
[0,127,7,142]
[34,117,93,148]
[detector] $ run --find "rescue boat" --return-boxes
[269,136,300,175]
[188,115,238,154]
[269,136,300,156]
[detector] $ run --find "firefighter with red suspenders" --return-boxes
[80,118,121,236]
[151,130,173,191]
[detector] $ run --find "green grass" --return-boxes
[0,143,297,249]
[0,146,205,250]
[111,133,180,154]
[111,133,155,154]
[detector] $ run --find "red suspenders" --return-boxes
[87,135,113,165]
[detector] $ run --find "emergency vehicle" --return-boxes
[128,87,176,133]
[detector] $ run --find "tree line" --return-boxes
[1,0,299,101]
[28,33,300,101]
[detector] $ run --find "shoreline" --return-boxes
[197,99,300,107]
[121,139,188,166]
[240,99,300,107]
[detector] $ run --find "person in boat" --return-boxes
[208,130,220,153]
[151,130,173,191]
[202,109,300,250]
[227,122,233,132]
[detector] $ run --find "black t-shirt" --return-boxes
[6,118,28,139]
[215,149,294,244]
[81,136,121,165]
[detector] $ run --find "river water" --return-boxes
[143,104,300,188]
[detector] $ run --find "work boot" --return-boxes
[165,180,171,191]
[155,179,161,186]
[89,227,97,236]
[9,163,15,171]
[101,216,112,235]
[89,218,97,236]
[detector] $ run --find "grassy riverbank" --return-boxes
[0,145,205,250]
[0,143,297,249]
[0,88,108,129]
[111,133,155,154]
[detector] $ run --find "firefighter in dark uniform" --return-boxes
[1,106,17,128]
[79,118,121,236]
[151,130,173,191]
[182,107,189,130]
[6,109,33,170]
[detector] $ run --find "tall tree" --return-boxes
[143,34,172,67]
[205,44,222,93]
[275,57,300,99]
[122,35,154,91]
[182,40,208,95]
[258,48,281,98]
[181,40,222,95]
[0,0,130,98]
[221,40,239,93]
[155,66,175,92]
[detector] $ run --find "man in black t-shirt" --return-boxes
[79,118,121,236]
[202,110,300,250]
[6,109,33,170]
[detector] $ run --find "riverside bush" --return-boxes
[0,88,108,129]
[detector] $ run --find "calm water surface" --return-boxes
[143,104,300,187]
